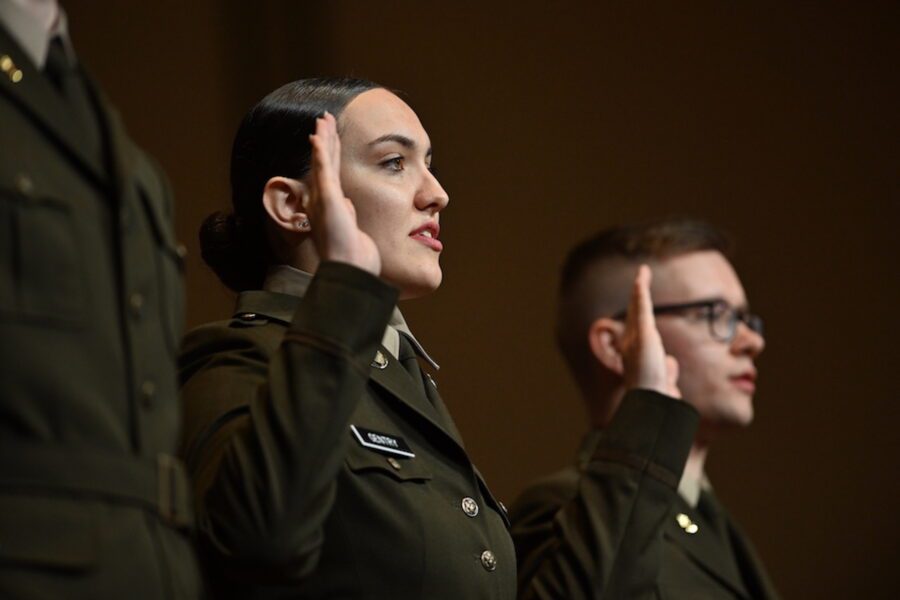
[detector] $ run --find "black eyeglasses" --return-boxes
[613,299,764,343]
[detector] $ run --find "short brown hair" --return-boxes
[556,218,733,392]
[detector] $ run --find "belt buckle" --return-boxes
[157,453,190,528]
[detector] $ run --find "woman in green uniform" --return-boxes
[179,78,515,599]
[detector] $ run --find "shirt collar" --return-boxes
[263,264,440,370]
[677,469,711,508]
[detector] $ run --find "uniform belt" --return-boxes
[0,440,193,530]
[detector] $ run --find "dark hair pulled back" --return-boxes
[200,77,381,292]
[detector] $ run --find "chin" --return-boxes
[391,265,443,300]
[697,393,755,434]
[719,396,755,428]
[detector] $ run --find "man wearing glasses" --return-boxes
[510,219,780,599]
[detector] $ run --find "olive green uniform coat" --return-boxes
[0,24,200,599]
[510,391,780,599]
[179,263,515,599]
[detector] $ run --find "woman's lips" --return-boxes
[410,223,443,251]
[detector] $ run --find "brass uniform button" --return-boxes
[1,55,22,83]
[14,173,34,196]
[140,380,156,407]
[371,351,388,369]
[461,497,479,518]
[387,457,401,470]
[480,550,497,572]
[129,292,144,318]
[676,512,699,534]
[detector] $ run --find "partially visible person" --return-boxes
[511,219,780,599]
[0,1,199,597]
[179,78,514,598]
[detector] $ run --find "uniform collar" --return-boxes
[0,0,74,69]
[579,428,709,507]
[263,264,440,370]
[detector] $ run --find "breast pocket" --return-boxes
[0,182,86,326]
[345,442,433,484]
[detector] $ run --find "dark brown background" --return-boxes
[68,1,898,597]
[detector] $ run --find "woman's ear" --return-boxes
[587,318,625,376]
[262,177,311,234]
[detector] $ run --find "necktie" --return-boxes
[397,333,458,437]
[44,36,102,157]
[397,332,427,398]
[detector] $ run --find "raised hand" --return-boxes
[306,112,381,275]
[619,265,681,399]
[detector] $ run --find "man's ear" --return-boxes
[262,177,311,233]
[587,317,625,376]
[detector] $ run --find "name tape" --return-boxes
[349,425,415,458]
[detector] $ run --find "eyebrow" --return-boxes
[368,133,433,157]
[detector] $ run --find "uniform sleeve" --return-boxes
[510,390,699,599]
[179,262,398,582]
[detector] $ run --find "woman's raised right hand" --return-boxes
[306,112,381,275]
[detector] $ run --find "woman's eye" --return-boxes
[382,157,405,171]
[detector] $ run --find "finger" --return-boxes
[307,133,325,211]
[310,117,341,206]
[323,112,341,170]
[306,133,320,202]
[626,264,656,335]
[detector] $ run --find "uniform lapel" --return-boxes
[664,495,751,599]
[374,361,511,527]
[0,25,106,186]
[419,371,511,526]
[724,506,781,600]
[420,371,464,446]
[91,80,137,208]
[369,355,468,457]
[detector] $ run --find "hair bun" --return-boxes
[199,210,265,292]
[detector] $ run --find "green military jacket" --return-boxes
[179,262,516,599]
[510,391,780,599]
[0,24,199,599]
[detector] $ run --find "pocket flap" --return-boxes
[345,443,432,482]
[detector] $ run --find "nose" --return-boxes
[415,168,449,213]
[731,321,765,358]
